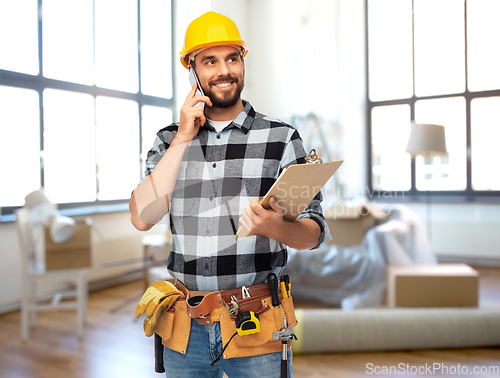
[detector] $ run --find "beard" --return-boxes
[205,74,245,108]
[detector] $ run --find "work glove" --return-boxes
[135,280,183,337]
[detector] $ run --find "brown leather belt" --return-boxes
[175,280,276,326]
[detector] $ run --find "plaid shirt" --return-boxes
[144,101,330,291]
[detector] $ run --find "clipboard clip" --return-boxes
[305,149,323,164]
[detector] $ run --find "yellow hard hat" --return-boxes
[180,11,248,69]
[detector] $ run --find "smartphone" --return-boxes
[188,67,205,107]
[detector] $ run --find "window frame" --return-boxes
[365,0,500,202]
[0,0,175,219]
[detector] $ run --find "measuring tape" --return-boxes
[235,311,260,336]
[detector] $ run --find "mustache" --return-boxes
[210,75,238,85]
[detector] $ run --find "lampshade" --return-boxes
[24,189,75,244]
[49,215,76,243]
[405,122,448,157]
[25,189,56,213]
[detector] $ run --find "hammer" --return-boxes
[272,326,297,378]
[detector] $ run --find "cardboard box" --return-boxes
[386,264,479,308]
[45,219,92,270]
[324,204,385,247]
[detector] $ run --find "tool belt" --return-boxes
[155,280,298,359]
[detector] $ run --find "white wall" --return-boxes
[405,202,500,261]
[246,0,366,194]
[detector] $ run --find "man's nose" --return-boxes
[217,61,230,76]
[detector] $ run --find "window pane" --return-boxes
[42,0,94,85]
[43,89,96,203]
[96,97,139,200]
[95,0,138,93]
[0,87,40,206]
[141,105,172,174]
[414,0,465,96]
[467,0,500,91]
[471,97,500,190]
[371,105,411,191]
[0,0,38,74]
[415,97,466,191]
[367,0,413,101]
[140,0,173,98]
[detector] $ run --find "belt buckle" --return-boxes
[195,315,214,326]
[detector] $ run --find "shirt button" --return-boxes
[205,229,210,235]
[216,134,221,139]
[212,163,217,168]
[204,263,209,270]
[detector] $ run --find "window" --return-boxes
[0,0,174,215]
[367,0,500,199]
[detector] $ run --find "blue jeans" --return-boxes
[163,319,293,377]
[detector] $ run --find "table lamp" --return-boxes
[406,122,447,157]
[405,122,448,240]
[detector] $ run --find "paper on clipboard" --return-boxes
[235,160,343,238]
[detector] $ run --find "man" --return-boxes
[130,11,330,378]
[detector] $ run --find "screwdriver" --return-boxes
[280,275,290,299]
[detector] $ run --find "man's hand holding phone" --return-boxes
[174,81,212,147]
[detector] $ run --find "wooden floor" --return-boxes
[0,267,499,378]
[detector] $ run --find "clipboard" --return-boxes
[235,158,343,238]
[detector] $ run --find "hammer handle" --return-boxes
[267,273,280,307]
[154,333,165,373]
